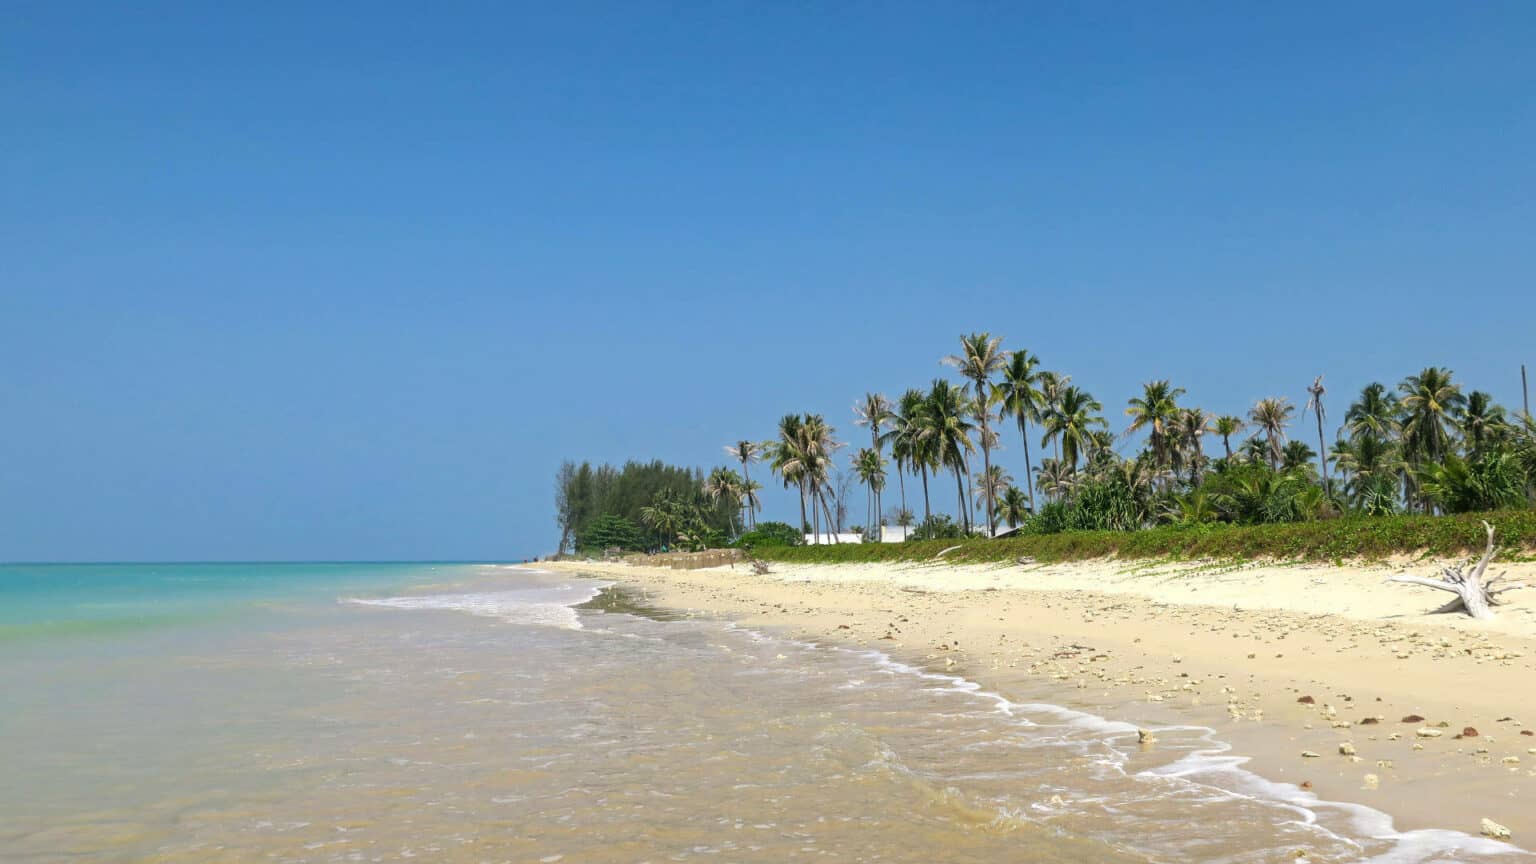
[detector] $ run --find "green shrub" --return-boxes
[733,521,803,548]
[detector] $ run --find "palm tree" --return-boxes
[1042,385,1105,472]
[853,393,893,534]
[1248,397,1294,470]
[1398,367,1464,463]
[1399,367,1464,512]
[996,348,1044,514]
[799,414,842,543]
[1457,391,1507,455]
[972,464,1012,534]
[998,485,1029,528]
[1037,371,1072,461]
[1303,375,1330,495]
[723,440,763,529]
[924,379,976,533]
[884,389,929,523]
[1281,440,1317,474]
[1035,457,1075,502]
[769,414,809,535]
[943,333,1008,534]
[1213,415,1245,460]
[1124,379,1185,483]
[1344,383,1399,442]
[1174,407,1214,484]
[1331,434,1402,515]
[702,467,745,536]
[853,447,887,541]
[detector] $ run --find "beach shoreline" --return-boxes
[542,553,1536,848]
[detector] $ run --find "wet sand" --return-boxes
[542,554,1536,846]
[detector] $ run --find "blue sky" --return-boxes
[3,2,1534,561]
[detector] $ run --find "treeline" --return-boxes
[554,459,739,554]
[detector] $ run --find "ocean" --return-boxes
[0,562,1528,862]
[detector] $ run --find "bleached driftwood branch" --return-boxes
[1387,521,1528,620]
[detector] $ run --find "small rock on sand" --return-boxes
[1481,818,1512,841]
[1339,742,1357,756]
[1416,728,1442,738]
[1301,750,1321,758]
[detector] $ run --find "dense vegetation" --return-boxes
[755,511,1536,565]
[554,460,739,554]
[557,332,1536,561]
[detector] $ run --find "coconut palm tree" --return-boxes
[723,440,763,529]
[1398,367,1464,463]
[943,333,1008,534]
[996,348,1044,513]
[1213,415,1245,460]
[1303,375,1330,495]
[1344,383,1399,442]
[1457,391,1507,455]
[884,389,929,523]
[1173,408,1214,484]
[853,447,887,541]
[1037,371,1072,461]
[1035,457,1075,502]
[853,393,893,534]
[1248,397,1294,470]
[799,414,842,543]
[1042,385,1104,473]
[702,467,745,536]
[924,379,976,532]
[1125,379,1185,483]
[972,464,1012,534]
[998,485,1029,528]
[1331,434,1402,514]
[768,414,809,534]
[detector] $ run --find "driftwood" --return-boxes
[746,554,772,576]
[933,545,963,560]
[1387,521,1529,620]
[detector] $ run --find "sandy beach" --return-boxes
[543,553,1536,847]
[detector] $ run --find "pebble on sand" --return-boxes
[1481,818,1512,841]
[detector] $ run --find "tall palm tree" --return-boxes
[799,413,842,543]
[1398,367,1464,463]
[1213,415,1245,461]
[853,447,887,541]
[768,414,808,534]
[943,333,1008,534]
[1037,371,1072,461]
[1303,375,1330,495]
[853,393,893,533]
[723,440,763,529]
[1398,367,1464,512]
[1248,397,1294,470]
[996,348,1044,513]
[1042,385,1104,472]
[1125,379,1185,482]
[924,379,976,533]
[1035,457,1075,502]
[883,389,929,523]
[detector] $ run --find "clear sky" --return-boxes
[4,2,1534,561]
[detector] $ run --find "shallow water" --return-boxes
[1,563,1529,862]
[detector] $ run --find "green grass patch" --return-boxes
[753,511,1536,566]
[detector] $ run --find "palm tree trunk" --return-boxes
[980,432,995,535]
[897,466,907,527]
[953,467,967,533]
[818,488,838,543]
[919,464,931,525]
[1314,413,1329,496]
[1018,414,1036,513]
[1223,435,1232,461]
[798,483,808,539]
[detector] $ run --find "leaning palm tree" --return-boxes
[943,333,1008,534]
[998,485,1030,529]
[1303,375,1331,495]
[1042,385,1105,473]
[768,414,809,535]
[853,393,893,535]
[1213,415,1245,460]
[1248,397,1295,470]
[996,348,1044,513]
[924,379,977,533]
[1124,379,1185,484]
[723,440,763,529]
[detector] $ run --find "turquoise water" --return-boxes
[0,562,459,642]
